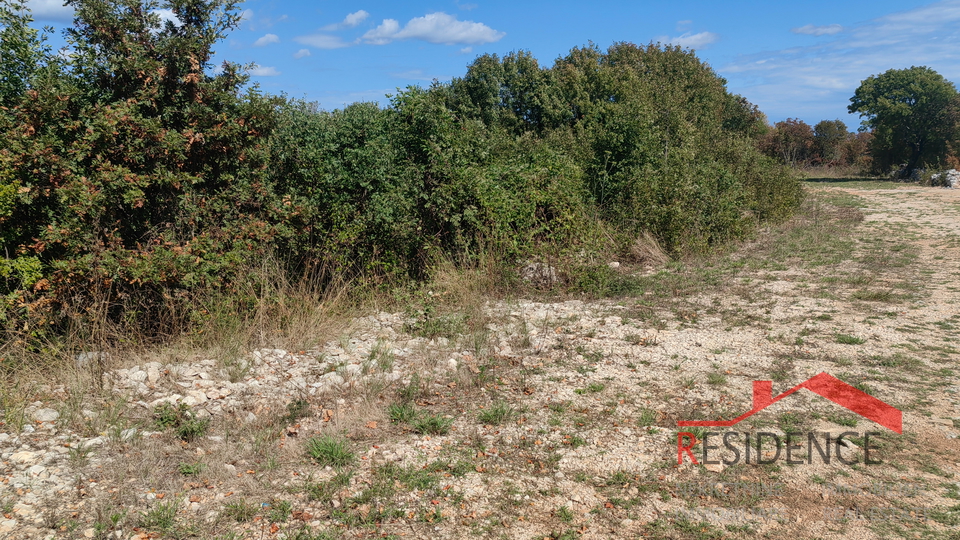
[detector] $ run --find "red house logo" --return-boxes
[678,372,902,433]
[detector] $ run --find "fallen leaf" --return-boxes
[365,421,377,429]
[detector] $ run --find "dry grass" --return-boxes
[628,231,670,267]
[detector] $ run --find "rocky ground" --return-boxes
[1,180,959,540]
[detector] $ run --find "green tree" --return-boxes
[1,0,284,335]
[813,119,848,163]
[848,66,958,175]
[0,0,52,107]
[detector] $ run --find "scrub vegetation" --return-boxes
[0,0,801,359]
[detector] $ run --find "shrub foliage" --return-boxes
[1,1,802,346]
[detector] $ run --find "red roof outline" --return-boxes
[677,372,902,433]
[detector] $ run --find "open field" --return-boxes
[1,181,959,540]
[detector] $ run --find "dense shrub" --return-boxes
[1,1,802,346]
[1,0,286,339]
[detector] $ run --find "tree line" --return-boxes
[758,66,960,177]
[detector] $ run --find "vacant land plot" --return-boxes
[1,181,958,540]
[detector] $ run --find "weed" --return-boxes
[175,418,209,441]
[835,334,866,345]
[139,499,180,535]
[851,289,896,302]
[637,408,657,426]
[153,402,190,429]
[778,412,803,432]
[412,413,453,435]
[282,399,311,425]
[566,435,586,448]
[305,471,353,502]
[398,374,421,404]
[222,498,258,522]
[305,435,354,467]
[178,462,205,476]
[388,402,417,424]
[478,401,514,425]
[267,499,292,523]
[707,372,727,385]
[556,505,574,523]
[368,340,394,372]
[67,443,93,468]
[827,413,858,427]
[547,400,571,413]
[153,402,209,441]
[575,382,605,394]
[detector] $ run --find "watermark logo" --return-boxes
[676,372,902,465]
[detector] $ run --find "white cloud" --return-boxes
[792,24,843,36]
[26,0,73,23]
[293,34,353,49]
[293,48,311,59]
[322,10,370,31]
[659,31,720,49]
[362,12,505,45]
[152,8,181,27]
[249,65,281,76]
[240,9,254,23]
[363,19,401,45]
[344,10,369,27]
[722,0,960,123]
[460,46,473,54]
[253,33,280,46]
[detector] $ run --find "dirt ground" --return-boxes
[2,181,959,540]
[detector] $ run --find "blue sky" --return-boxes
[25,0,960,128]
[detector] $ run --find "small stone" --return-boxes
[520,262,558,286]
[184,391,208,406]
[0,519,16,535]
[320,373,345,386]
[608,261,621,269]
[26,465,46,477]
[82,436,105,448]
[83,528,96,538]
[129,370,148,382]
[704,463,724,473]
[151,395,184,407]
[31,409,59,422]
[10,451,38,464]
